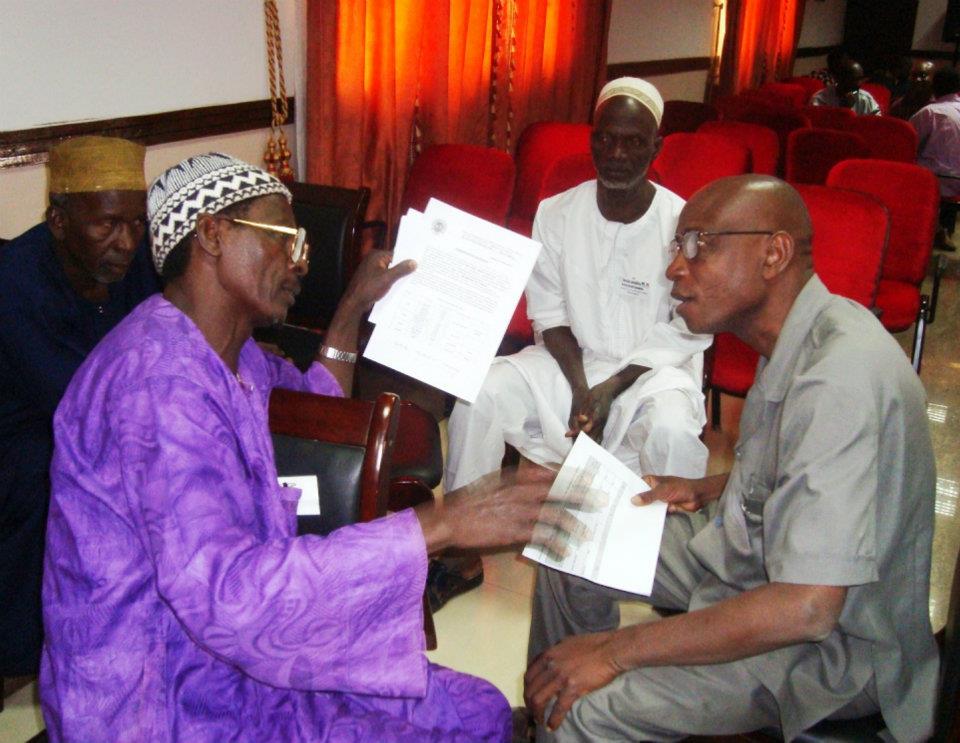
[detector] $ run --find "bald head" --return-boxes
[666,175,815,354]
[690,175,813,259]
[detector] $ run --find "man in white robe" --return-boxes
[446,78,710,493]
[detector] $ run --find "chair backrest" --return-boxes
[388,400,443,511]
[401,143,516,225]
[801,104,856,130]
[827,159,939,285]
[269,389,399,534]
[785,128,871,185]
[860,82,892,115]
[538,152,597,202]
[723,102,812,174]
[652,133,751,200]
[783,76,828,101]
[841,115,918,163]
[794,184,889,307]
[697,120,780,175]
[287,182,370,329]
[758,82,809,108]
[507,122,592,235]
[659,99,719,136]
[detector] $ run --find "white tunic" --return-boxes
[498,180,711,465]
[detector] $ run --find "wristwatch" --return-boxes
[319,344,358,364]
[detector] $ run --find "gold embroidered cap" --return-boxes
[48,136,146,194]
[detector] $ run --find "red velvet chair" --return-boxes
[707,184,890,427]
[840,115,918,163]
[783,76,828,101]
[758,82,809,108]
[659,100,719,136]
[697,120,780,175]
[784,128,870,185]
[400,144,515,225]
[506,122,592,236]
[801,104,856,131]
[651,133,751,200]
[861,82,892,115]
[827,159,942,371]
[723,103,812,175]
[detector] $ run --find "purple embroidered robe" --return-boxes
[40,295,509,742]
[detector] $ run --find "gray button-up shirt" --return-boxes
[688,276,938,741]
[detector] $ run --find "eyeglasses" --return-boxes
[226,218,309,265]
[668,229,776,261]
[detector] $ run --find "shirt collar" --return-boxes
[753,274,831,402]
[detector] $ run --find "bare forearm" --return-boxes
[603,364,649,396]
[697,473,729,505]
[317,296,363,395]
[542,327,588,392]
[610,582,846,670]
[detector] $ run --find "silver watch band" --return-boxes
[319,344,358,364]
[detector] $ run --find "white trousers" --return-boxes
[445,354,708,491]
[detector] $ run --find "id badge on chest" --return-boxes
[619,276,650,298]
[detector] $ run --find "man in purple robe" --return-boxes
[41,154,572,742]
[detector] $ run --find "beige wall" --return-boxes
[0,0,304,238]
[914,0,957,52]
[605,0,849,101]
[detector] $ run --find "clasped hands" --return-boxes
[565,380,618,443]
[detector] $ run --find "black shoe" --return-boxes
[426,558,484,612]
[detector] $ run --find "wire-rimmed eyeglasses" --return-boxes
[226,218,309,265]
[668,229,776,261]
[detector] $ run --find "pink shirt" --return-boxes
[911,93,960,197]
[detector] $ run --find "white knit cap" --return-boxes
[595,77,665,127]
[147,153,291,273]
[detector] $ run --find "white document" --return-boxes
[522,433,667,595]
[364,198,541,402]
[367,209,425,324]
[278,475,321,516]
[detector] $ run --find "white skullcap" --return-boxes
[147,153,291,273]
[595,77,664,127]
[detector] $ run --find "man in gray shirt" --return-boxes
[524,175,938,741]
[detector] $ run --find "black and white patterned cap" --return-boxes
[147,153,292,273]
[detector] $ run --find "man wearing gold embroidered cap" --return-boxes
[0,135,159,677]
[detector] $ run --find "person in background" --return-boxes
[0,136,158,677]
[440,77,710,610]
[891,59,935,120]
[808,47,847,88]
[911,66,960,246]
[810,59,881,115]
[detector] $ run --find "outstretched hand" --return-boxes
[524,631,624,732]
[416,464,601,558]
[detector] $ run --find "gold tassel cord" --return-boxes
[264,0,293,180]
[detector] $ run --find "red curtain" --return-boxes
[305,0,610,232]
[719,0,808,96]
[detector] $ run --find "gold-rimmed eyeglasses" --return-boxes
[668,229,776,261]
[226,218,309,265]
